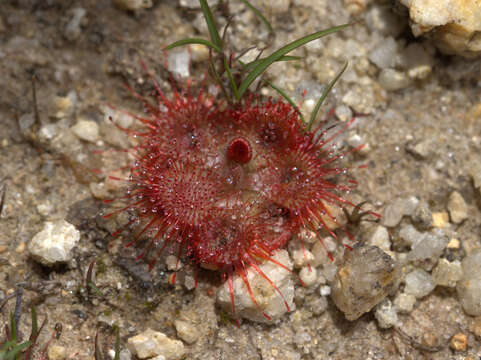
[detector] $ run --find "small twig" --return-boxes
[0,181,7,217]
[14,286,24,341]
[86,259,96,301]
[94,329,104,360]
[393,326,445,353]
[0,293,16,313]
[31,73,40,126]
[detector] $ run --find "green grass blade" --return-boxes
[9,312,16,342]
[238,0,273,33]
[242,55,301,71]
[164,38,222,53]
[199,0,223,49]
[238,24,350,98]
[30,306,38,339]
[224,58,239,100]
[4,342,32,360]
[307,61,348,131]
[113,326,120,360]
[264,79,305,123]
[1,341,16,352]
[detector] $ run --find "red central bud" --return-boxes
[227,137,252,164]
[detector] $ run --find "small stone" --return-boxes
[471,317,481,338]
[334,104,353,122]
[305,295,328,316]
[422,331,439,348]
[404,268,435,299]
[365,225,391,251]
[102,105,134,129]
[319,285,331,296]
[174,319,200,344]
[374,299,398,329]
[184,275,196,291]
[341,87,375,114]
[432,212,449,228]
[165,255,182,271]
[394,293,416,314]
[450,333,467,352]
[322,263,338,282]
[432,258,463,288]
[179,0,207,8]
[71,119,99,143]
[447,238,460,249]
[344,0,369,15]
[311,237,337,267]
[113,0,153,11]
[457,248,481,316]
[330,245,399,321]
[28,220,80,267]
[119,349,132,360]
[48,345,67,360]
[382,197,419,227]
[378,68,411,91]
[407,228,449,263]
[64,7,87,41]
[369,37,398,69]
[366,5,406,37]
[15,242,26,253]
[407,64,432,80]
[398,224,422,247]
[447,191,468,224]
[216,249,295,323]
[299,266,317,287]
[37,201,54,216]
[0,245,7,254]
[18,113,35,132]
[400,43,433,80]
[399,0,481,57]
[469,159,481,195]
[411,201,433,230]
[38,124,59,142]
[346,133,370,155]
[290,248,315,269]
[167,49,190,79]
[53,91,77,119]
[127,328,185,360]
[405,139,431,160]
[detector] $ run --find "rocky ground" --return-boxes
[0,0,481,359]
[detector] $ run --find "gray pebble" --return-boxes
[404,268,435,299]
[330,245,399,321]
[432,258,463,288]
[405,139,432,160]
[457,248,481,316]
[28,220,80,267]
[411,200,433,230]
[64,8,87,41]
[378,68,411,91]
[167,48,191,79]
[407,229,449,264]
[447,191,468,224]
[365,224,391,251]
[369,37,398,69]
[374,299,398,328]
[393,293,416,314]
[382,196,419,227]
